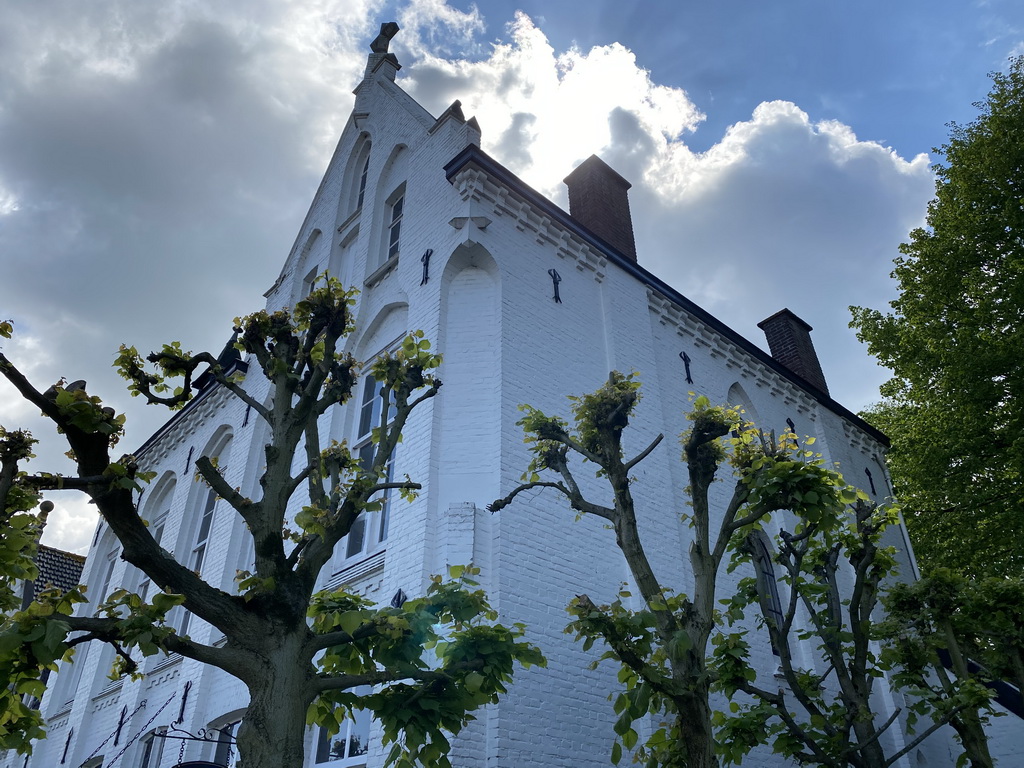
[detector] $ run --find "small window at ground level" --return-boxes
[315,699,370,767]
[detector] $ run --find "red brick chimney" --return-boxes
[564,155,637,262]
[757,309,829,395]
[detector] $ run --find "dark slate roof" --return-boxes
[30,545,86,600]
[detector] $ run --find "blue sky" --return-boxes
[0,0,1021,551]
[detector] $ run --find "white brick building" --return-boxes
[11,23,997,768]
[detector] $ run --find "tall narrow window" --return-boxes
[179,487,217,637]
[93,549,118,606]
[356,155,370,210]
[748,532,785,656]
[346,373,394,559]
[385,185,405,263]
[191,488,218,577]
[137,513,167,604]
[212,719,241,768]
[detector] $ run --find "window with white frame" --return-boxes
[138,728,166,768]
[345,372,394,560]
[178,486,218,637]
[383,184,404,264]
[136,513,167,604]
[92,548,119,607]
[314,695,370,767]
[302,266,320,297]
[212,719,241,768]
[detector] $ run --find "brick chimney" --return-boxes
[757,309,829,395]
[564,155,637,262]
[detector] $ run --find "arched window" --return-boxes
[343,138,372,217]
[137,475,176,603]
[727,382,761,427]
[377,182,405,272]
[205,711,244,768]
[356,153,370,210]
[747,530,785,656]
[366,145,408,279]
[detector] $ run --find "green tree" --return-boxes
[879,570,1014,768]
[850,57,1024,579]
[490,374,866,768]
[717,503,993,768]
[0,277,543,768]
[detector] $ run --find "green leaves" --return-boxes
[851,57,1024,580]
[308,567,544,768]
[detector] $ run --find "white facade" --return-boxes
[10,27,991,768]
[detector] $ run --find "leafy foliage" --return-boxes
[851,57,1024,579]
[881,570,1024,768]
[0,274,542,768]
[494,375,871,768]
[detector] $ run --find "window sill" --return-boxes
[325,549,386,590]
[364,255,399,288]
[337,206,362,235]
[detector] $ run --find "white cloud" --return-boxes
[40,494,98,555]
[0,184,17,215]
[398,0,486,56]
[402,12,705,200]
[397,10,934,409]
[1,1,939,549]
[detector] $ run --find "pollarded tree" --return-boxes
[489,374,863,768]
[850,57,1024,580]
[715,502,993,768]
[0,277,543,768]
[880,570,1024,768]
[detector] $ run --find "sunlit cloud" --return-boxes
[0,1,943,550]
[0,184,17,215]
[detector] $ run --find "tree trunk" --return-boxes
[951,709,995,768]
[235,635,315,768]
[675,689,718,768]
[849,708,887,768]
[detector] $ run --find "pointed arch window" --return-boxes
[748,531,785,656]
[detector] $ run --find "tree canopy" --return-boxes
[850,57,1024,579]
[0,277,542,768]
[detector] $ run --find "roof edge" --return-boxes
[444,143,889,448]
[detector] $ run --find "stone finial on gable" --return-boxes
[370,22,400,53]
[363,22,401,81]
